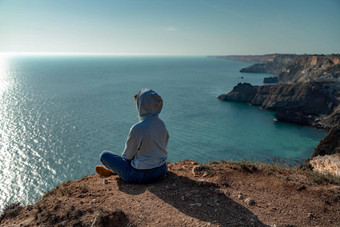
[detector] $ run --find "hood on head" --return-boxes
[136,88,163,119]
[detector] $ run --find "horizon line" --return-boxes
[0,52,208,57]
[1,52,338,57]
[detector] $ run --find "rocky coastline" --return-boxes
[229,54,340,84]
[239,54,300,74]
[218,54,340,177]
[218,81,340,128]
[214,54,279,64]
[218,54,340,129]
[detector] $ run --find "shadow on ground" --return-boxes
[117,171,267,226]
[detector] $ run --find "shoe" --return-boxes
[96,165,115,176]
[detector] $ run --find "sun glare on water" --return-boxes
[0,56,11,94]
[0,55,13,209]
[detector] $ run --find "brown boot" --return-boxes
[96,165,115,177]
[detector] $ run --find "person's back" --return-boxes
[96,88,169,184]
[123,117,168,169]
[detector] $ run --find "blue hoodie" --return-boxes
[122,89,169,169]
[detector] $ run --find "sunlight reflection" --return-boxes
[0,57,56,210]
[0,56,16,210]
[0,56,10,94]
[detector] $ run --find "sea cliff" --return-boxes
[277,55,340,83]
[239,54,299,74]
[309,122,340,177]
[218,54,340,177]
[218,54,340,129]
[218,81,340,128]
[239,54,340,84]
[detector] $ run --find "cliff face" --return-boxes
[239,54,299,74]
[218,54,340,129]
[309,123,340,176]
[218,82,339,127]
[219,54,340,176]
[238,55,340,84]
[315,106,340,129]
[220,54,340,83]
[277,55,340,83]
[218,83,256,102]
[311,123,340,159]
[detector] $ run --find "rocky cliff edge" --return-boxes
[1,160,340,226]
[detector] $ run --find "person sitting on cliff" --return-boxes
[96,88,169,184]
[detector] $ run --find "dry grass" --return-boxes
[0,202,23,222]
[218,159,340,186]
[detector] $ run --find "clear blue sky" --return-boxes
[0,0,339,55]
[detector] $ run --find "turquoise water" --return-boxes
[0,56,326,210]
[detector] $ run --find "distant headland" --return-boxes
[218,54,340,129]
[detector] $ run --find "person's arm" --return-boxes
[122,128,138,160]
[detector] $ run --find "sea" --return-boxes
[0,56,326,210]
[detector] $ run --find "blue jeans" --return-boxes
[100,151,168,184]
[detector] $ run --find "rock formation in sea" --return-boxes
[218,81,340,128]
[263,76,278,84]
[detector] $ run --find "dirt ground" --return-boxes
[1,160,340,226]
